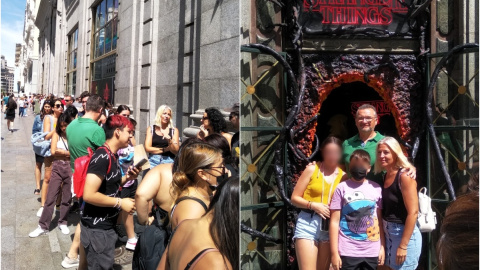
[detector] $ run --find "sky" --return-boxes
[1,0,26,87]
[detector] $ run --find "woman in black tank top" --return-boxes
[375,137,422,270]
[145,105,180,169]
[159,177,239,270]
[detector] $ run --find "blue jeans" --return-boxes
[383,220,422,270]
[148,154,174,169]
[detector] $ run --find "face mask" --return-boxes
[350,166,368,181]
[206,172,228,192]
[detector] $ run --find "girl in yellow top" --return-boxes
[291,136,348,270]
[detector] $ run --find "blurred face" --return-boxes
[54,101,64,114]
[377,144,396,168]
[64,97,73,105]
[201,112,210,128]
[81,96,89,110]
[98,114,107,125]
[43,104,52,114]
[229,113,239,128]
[60,122,68,133]
[119,109,130,118]
[355,108,377,134]
[161,109,172,124]
[322,143,342,168]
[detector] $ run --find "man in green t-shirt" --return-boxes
[63,94,105,269]
[342,104,415,183]
[66,94,105,170]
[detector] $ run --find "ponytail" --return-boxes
[171,171,192,199]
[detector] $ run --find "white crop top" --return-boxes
[57,137,68,151]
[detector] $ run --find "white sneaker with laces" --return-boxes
[36,207,44,217]
[59,225,70,235]
[61,254,79,269]
[29,226,48,238]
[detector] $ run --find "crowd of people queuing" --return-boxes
[9,89,240,270]
[4,88,475,270]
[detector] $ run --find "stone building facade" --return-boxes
[33,0,240,141]
[1,56,15,95]
[17,0,40,95]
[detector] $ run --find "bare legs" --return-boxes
[35,162,43,190]
[68,224,86,269]
[295,239,331,270]
[121,211,136,240]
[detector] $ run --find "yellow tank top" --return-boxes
[303,163,343,205]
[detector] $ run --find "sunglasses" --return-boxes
[202,116,208,121]
[55,104,63,108]
[205,165,226,176]
[65,99,72,102]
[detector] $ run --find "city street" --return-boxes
[1,108,133,270]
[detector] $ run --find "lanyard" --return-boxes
[320,163,336,205]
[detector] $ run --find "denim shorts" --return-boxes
[383,220,422,270]
[148,154,174,168]
[293,210,329,243]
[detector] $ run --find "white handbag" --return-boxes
[417,187,437,233]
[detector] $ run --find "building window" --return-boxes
[67,28,78,96]
[91,0,118,104]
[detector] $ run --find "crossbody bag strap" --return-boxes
[60,136,68,151]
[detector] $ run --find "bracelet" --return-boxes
[398,246,407,250]
[117,198,122,210]
[307,201,312,210]
[113,198,120,209]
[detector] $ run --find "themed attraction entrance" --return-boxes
[241,1,478,270]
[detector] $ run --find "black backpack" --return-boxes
[132,197,207,270]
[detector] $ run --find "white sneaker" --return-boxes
[61,254,79,269]
[29,226,48,238]
[36,207,44,217]
[59,225,70,235]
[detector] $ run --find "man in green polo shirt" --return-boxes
[342,104,415,183]
[66,94,106,170]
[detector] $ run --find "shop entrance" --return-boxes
[316,82,397,144]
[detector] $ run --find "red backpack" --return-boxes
[73,146,112,198]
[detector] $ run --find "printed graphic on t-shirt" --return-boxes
[340,191,380,242]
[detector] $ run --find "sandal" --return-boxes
[34,189,40,195]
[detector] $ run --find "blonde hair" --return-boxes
[374,136,413,174]
[170,142,222,201]
[154,105,174,128]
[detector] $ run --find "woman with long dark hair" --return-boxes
[197,107,233,146]
[203,133,238,176]
[29,113,74,237]
[158,177,239,270]
[291,136,347,270]
[37,98,64,217]
[5,94,17,132]
[32,100,54,195]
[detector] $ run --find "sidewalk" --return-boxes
[1,108,134,270]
